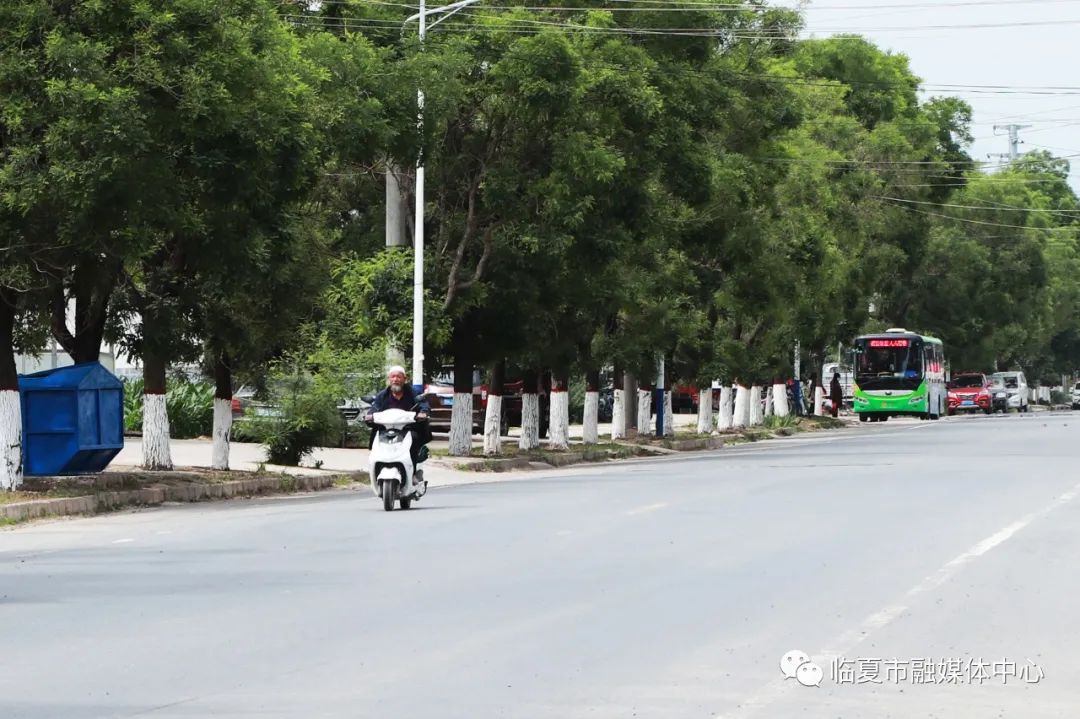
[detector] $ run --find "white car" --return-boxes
[1071,381,1080,410]
[991,371,1030,413]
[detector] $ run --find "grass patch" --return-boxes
[764,414,799,430]
[1,487,93,505]
[460,442,659,471]
[627,431,712,447]
[333,473,369,487]
[800,415,845,430]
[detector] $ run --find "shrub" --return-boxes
[122,377,215,439]
[247,341,382,466]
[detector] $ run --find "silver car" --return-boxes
[990,371,1030,413]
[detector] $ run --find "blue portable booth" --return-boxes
[18,362,124,476]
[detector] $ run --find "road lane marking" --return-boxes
[724,478,1080,718]
[112,538,135,544]
[624,502,669,516]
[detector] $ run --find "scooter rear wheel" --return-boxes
[399,496,412,510]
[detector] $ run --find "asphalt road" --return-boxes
[2,412,1078,718]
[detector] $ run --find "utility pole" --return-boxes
[403,0,483,393]
[990,124,1031,163]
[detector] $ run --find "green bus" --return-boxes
[851,329,947,422]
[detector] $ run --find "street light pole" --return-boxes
[411,0,426,393]
[404,0,482,393]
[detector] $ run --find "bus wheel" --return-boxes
[859,414,869,423]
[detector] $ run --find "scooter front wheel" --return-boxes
[382,480,396,511]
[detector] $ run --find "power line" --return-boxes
[870,196,1080,218]
[871,197,1079,231]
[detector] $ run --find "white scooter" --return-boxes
[367,408,429,511]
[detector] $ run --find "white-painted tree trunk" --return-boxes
[637,389,652,436]
[0,390,21,491]
[696,388,714,434]
[717,386,734,431]
[448,392,473,456]
[733,385,750,428]
[583,391,599,444]
[814,387,825,416]
[663,391,674,436]
[549,390,570,450]
[142,393,173,471]
[749,386,764,425]
[772,383,790,417]
[611,389,626,440]
[764,386,775,418]
[212,398,232,470]
[519,393,540,450]
[483,394,503,456]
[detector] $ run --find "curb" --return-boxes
[2,473,365,524]
[452,446,666,473]
[660,437,726,452]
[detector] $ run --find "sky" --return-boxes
[794,0,1080,190]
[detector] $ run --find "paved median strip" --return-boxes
[1,471,367,524]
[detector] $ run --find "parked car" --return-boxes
[990,371,1030,413]
[231,385,258,420]
[231,385,283,421]
[1071,381,1080,410]
[947,373,993,415]
[670,385,699,414]
[422,366,551,437]
[338,395,373,425]
[424,367,486,434]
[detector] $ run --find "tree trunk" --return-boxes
[717,385,733,431]
[548,368,570,450]
[733,385,749,428]
[142,347,173,471]
[814,386,825,416]
[448,345,474,456]
[773,383,790,417]
[697,387,713,434]
[51,257,119,364]
[663,390,674,436]
[610,366,625,440]
[624,371,637,432]
[483,360,505,456]
[637,383,652,436]
[583,369,600,445]
[749,386,764,425]
[212,353,233,470]
[0,294,21,490]
[519,368,540,450]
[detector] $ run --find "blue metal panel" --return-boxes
[18,362,125,476]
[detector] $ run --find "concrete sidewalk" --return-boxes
[113,413,706,470]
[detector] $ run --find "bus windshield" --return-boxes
[855,337,924,391]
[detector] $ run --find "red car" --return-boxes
[947,373,993,415]
[424,366,549,437]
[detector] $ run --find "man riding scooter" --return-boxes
[366,366,431,477]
